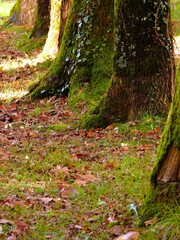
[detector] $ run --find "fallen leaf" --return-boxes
[39,197,54,205]
[7,234,17,240]
[61,186,78,198]
[109,225,122,236]
[115,231,140,240]
[74,173,99,185]
[0,219,14,225]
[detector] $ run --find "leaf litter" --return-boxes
[0,27,168,239]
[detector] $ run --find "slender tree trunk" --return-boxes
[8,0,36,26]
[29,0,114,101]
[42,0,71,59]
[30,0,50,38]
[59,0,72,46]
[82,0,175,129]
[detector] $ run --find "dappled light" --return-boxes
[0,53,49,72]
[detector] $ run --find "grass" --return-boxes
[1,103,179,239]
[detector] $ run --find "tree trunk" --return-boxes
[29,0,114,101]
[8,0,36,26]
[140,65,180,221]
[42,0,71,59]
[82,0,175,129]
[30,0,50,38]
[59,0,72,46]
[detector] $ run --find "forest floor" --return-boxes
[0,12,180,240]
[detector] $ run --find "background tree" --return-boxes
[141,64,179,221]
[59,0,72,46]
[29,0,114,102]
[42,0,71,59]
[7,0,36,26]
[82,0,175,128]
[30,0,50,38]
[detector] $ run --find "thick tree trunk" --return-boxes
[42,0,71,59]
[140,66,179,221]
[82,0,175,129]
[30,0,50,38]
[8,0,36,26]
[29,0,114,100]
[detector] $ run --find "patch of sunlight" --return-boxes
[174,35,180,56]
[0,54,48,72]
[0,90,28,101]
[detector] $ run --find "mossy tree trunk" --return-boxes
[29,0,114,100]
[30,0,50,38]
[59,0,72,46]
[8,0,36,26]
[82,0,175,129]
[42,0,71,59]
[141,66,179,221]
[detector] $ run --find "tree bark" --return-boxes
[82,0,175,129]
[8,0,36,26]
[59,0,72,46]
[42,0,71,59]
[30,0,50,38]
[29,0,114,101]
[140,65,179,222]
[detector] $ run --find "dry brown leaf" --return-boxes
[61,186,78,198]
[0,219,14,225]
[39,197,54,205]
[115,231,140,240]
[109,225,122,236]
[7,235,17,240]
[74,173,99,185]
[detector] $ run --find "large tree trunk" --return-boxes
[42,0,71,59]
[82,0,175,129]
[8,0,36,26]
[30,0,50,38]
[29,0,114,100]
[140,65,179,222]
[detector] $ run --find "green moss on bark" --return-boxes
[29,0,114,102]
[82,0,175,129]
[30,0,50,38]
[140,64,180,223]
[151,66,180,186]
[7,0,21,24]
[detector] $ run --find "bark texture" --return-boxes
[151,66,180,188]
[8,0,36,26]
[140,65,179,222]
[82,0,175,129]
[30,0,50,38]
[59,0,72,46]
[29,0,114,101]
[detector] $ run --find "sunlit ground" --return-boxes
[0,53,48,72]
[0,53,49,101]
